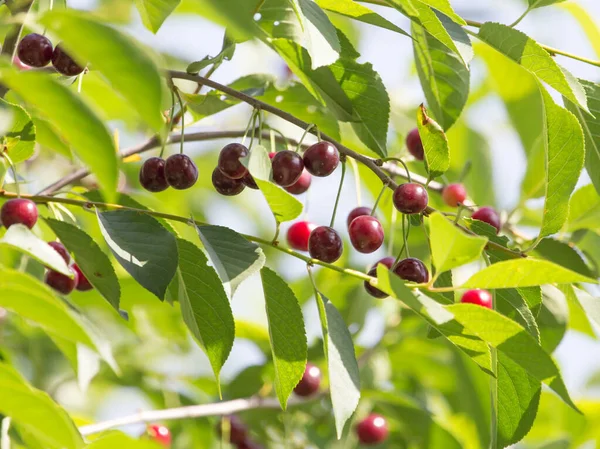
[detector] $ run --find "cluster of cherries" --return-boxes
[16,33,84,76]
[139,153,199,192]
[0,198,92,294]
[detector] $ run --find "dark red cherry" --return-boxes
[393,183,428,214]
[272,150,304,187]
[365,257,395,298]
[17,33,53,67]
[147,424,171,447]
[284,169,311,195]
[461,289,493,309]
[165,154,198,190]
[1,199,38,229]
[218,143,249,179]
[237,441,264,449]
[472,207,501,234]
[45,268,78,295]
[48,241,70,264]
[406,128,424,160]
[52,44,84,76]
[303,141,339,177]
[393,258,429,284]
[348,215,384,254]
[347,206,371,229]
[356,414,389,445]
[212,168,245,196]
[442,183,467,207]
[308,226,343,263]
[139,157,168,192]
[287,221,316,252]
[72,263,93,291]
[216,416,248,445]
[294,363,321,397]
[242,172,259,190]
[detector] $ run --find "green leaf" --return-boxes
[558,284,595,338]
[496,288,541,341]
[135,0,181,33]
[412,21,469,130]
[31,117,71,159]
[528,0,566,9]
[533,237,593,278]
[83,431,164,449]
[0,99,35,164]
[315,292,360,438]
[45,218,121,310]
[195,224,266,296]
[41,9,165,132]
[0,363,84,449]
[429,212,487,274]
[477,22,588,111]
[185,0,259,41]
[566,184,600,232]
[417,0,466,25]
[97,210,178,300]
[187,33,236,74]
[417,104,450,178]
[0,65,118,199]
[256,179,304,223]
[572,287,600,332]
[174,238,235,390]
[0,224,72,276]
[261,267,307,409]
[462,258,597,289]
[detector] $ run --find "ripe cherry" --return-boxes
[472,207,501,234]
[17,33,53,67]
[237,441,264,449]
[393,183,428,214]
[308,226,343,263]
[442,183,467,207]
[72,263,93,291]
[461,289,493,309]
[294,363,321,397]
[364,257,395,298]
[216,416,248,445]
[165,154,198,190]
[139,157,168,192]
[13,54,31,70]
[406,128,424,160]
[356,414,389,445]
[348,215,384,254]
[218,143,249,179]
[48,241,70,264]
[303,141,339,177]
[287,221,316,252]
[272,150,304,187]
[347,206,371,229]
[52,44,84,76]
[45,268,78,295]
[393,258,429,284]
[242,173,259,190]
[212,168,245,196]
[1,199,38,229]
[147,424,171,447]
[285,169,311,195]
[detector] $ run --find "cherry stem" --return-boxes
[248,111,260,150]
[329,160,346,228]
[241,109,258,147]
[348,158,362,206]
[272,220,280,245]
[3,153,19,197]
[382,157,411,183]
[265,126,290,150]
[258,110,264,146]
[370,182,388,216]
[160,90,176,158]
[458,160,472,183]
[394,214,411,264]
[295,124,315,152]
[173,88,185,155]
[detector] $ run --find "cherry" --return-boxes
[268,152,276,159]
[217,416,248,445]
[364,257,395,298]
[461,289,493,309]
[17,33,53,68]
[393,183,428,214]
[356,414,389,445]
[349,215,384,254]
[165,154,198,189]
[294,363,321,397]
[284,169,311,195]
[212,168,245,196]
[442,183,467,207]
[303,141,339,177]
[287,221,316,252]
[347,206,371,229]
[72,263,93,291]
[139,157,168,192]
[45,268,78,295]
[13,54,31,70]
[472,206,501,234]
[237,441,264,449]
[393,258,429,284]
[1,199,38,229]
[218,143,249,179]
[242,173,259,190]
[147,424,171,447]
[308,226,343,263]
[406,128,424,160]
[48,241,70,264]
[272,150,304,187]
[52,44,84,76]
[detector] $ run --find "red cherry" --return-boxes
[406,128,424,160]
[268,152,276,159]
[52,44,84,76]
[72,263,93,291]
[348,215,384,254]
[442,183,467,207]
[287,221,316,252]
[139,157,168,192]
[242,173,259,190]
[212,168,245,196]
[308,226,343,263]
[48,241,70,264]
[165,154,198,190]
[294,363,321,397]
[393,183,428,214]
[272,150,304,187]
[461,289,493,309]
[303,141,339,177]
[364,257,395,298]
[356,414,389,445]
[147,424,171,447]
[17,33,53,67]
[346,206,371,229]
[1,199,38,229]
[285,169,311,195]
[393,258,429,283]
[472,207,501,234]
[218,143,249,179]
[237,441,264,449]
[45,268,78,295]
[12,54,31,70]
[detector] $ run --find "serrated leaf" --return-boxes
[45,218,121,310]
[315,292,360,438]
[255,179,303,223]
[528,0,566,9]
[0,99,35,164]
[261,267,307,409]
[31,117,71,159]
[462,258,597,289]
[429,213,487,274]
[187,33,236,73]
[97,210,178,300]
[418,0,466,25]
[136,0,181,33]
[496,288,540,341]
[566,184,600,232]
[196,224,266,296]
[40,9,165,132]
[417,104,450,178]
[464,218,510,248]
[0,224,71,276]
[533,238,593,277]
[175,238,235,390]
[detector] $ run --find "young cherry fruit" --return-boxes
[287,221,317,252]
[406,128,424,160]
[394,258,429,284]
[347,206,371,229]
[348,215,384,254]
[303,141,339,177]
[165,154,198,190]
[52,44,84,76]
[364,257,395,298]
[356,414,389,445]
[308,226,343,263]
[461,289,493,309]
[1,199,39,229]
[272,150,304,187]
[147,424,172,447]
[442,183,467,207]
[472,206,501,234]
[212,168,245,196]
[285,169,311,195]
[45,268,78,295]
[139,157,168,192]
[17,33,53,67]
[218,143,249,179]
[294,363,321,397]
[393,183,428,214]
